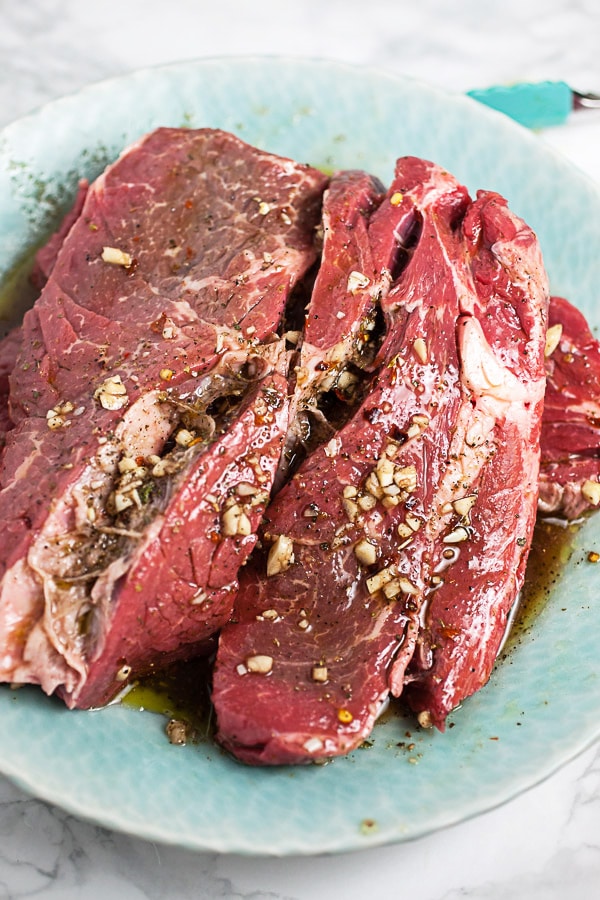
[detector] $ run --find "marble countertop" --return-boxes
[1,2,600,898]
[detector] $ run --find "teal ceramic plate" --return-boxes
[1,58,599,856]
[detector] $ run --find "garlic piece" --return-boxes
[544,323,563,358]
[393,465,418,492]
[452,495,477,517]
[311,665,328,683]
[94,375,129,411]
[102,246,132,267]
[266,535,295,576]
[443,525,470,544]
[412,338,428,363]
[354,539,378,566]
[347,271,370,294]
[582,479,600,506]
[246,655,273,674]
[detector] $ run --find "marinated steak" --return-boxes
[538,295,600,519]
[281,169,386,472]
[0,128,327,708]
[214,167,551,761]
[404,191,549,729]
[212,158,473,763]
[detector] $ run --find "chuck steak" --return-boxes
[404,191,549,729]
[297,169,384,370]
[212,158,472,763]
[538,295,600,519]
[0,128,327,708]
[279,169,385,477]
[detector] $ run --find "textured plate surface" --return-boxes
[0,57,599,856]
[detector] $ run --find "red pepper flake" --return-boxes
[439,621,461,640]
[338,708,353,724]
[150,312,168,334]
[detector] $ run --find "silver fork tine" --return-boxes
[573,90,600,110]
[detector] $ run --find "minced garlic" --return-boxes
[94,375,128,411]
[266,535,295,576]
[246,655,273,674]
[101,246,132,267]
[347,271,370,294]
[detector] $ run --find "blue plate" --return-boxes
[1,57,599,856]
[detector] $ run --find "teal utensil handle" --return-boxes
[467,81,572,128]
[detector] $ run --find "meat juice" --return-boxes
[500,517,581,656]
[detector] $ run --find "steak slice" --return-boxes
[404,191,549,729]
[538,295,600,519]
[212,158,472,764]
[55,341,290,709]
[0,128,327,707]
[282,170,386,460]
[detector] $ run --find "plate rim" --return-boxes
[1,54,599,857]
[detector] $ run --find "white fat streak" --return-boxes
[548,396,600,421]
[26,480,104,685]
[492,225,549,353]
[1,433,45,490]
[491,223,549,308]
[116,389,178,458]
[389,617,422,696]
[401,168,460,219]
[426,188,547,533]
[0,559,45,679]
[180,273,230,295]
[460,317,533,404]
[430,333,545,540]
[181,244,289,295]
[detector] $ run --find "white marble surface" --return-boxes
[1,1,600,898]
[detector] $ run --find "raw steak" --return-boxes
[404,191,549,729]
[279,169,386,477]
[538,295,600,519]
[212,158,472,763]
[0,128,327,708]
